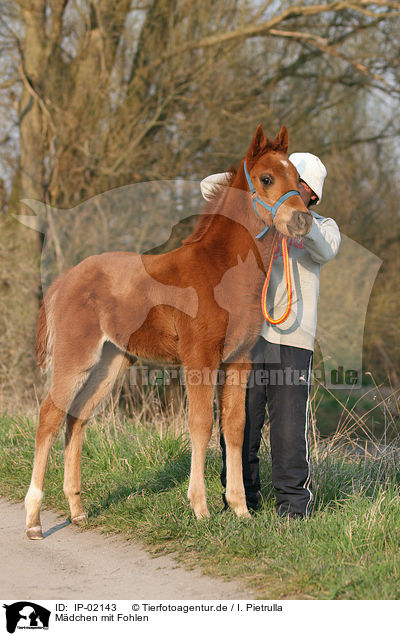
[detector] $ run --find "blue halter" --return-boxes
[243,161,301,239]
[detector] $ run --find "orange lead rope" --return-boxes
[262,237,292,324]
[243,160,297,325]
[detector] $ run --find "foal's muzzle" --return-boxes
[287,210,312,237]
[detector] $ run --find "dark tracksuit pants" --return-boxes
[220,337,313,518]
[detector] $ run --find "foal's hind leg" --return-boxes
[63,417,88,525]
[25,396,66,539]
[25,335,104,539]
[25,367,93,539]
[63,342,129,524]
[185,376,215,519]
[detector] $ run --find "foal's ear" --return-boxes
[247,124,267,159]
[276,125,289,153]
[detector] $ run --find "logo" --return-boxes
[3,603,50,633]
[273,234,304,260]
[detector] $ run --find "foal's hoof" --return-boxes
[26,526,43,540]
[71,513,88,526]
[228,501,251,519]
[195,510,210,521]
[237,508,251,520]
[193,506,210,521]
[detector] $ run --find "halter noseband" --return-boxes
[243,160,301,239]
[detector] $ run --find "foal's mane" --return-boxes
[183,168,237,245]
[183,130,287,246]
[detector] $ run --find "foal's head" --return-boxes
[243,125,312,238]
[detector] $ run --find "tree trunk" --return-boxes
[1,2,47,403]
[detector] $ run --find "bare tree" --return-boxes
[0,0,399,399]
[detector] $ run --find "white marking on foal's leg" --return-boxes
[25,483,44,539]
[25,483,43,512]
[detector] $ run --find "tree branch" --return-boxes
[148,1,398,63]
[268,26,400,95]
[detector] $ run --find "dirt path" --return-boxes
[0,499,251,600]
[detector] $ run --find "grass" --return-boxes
[1,381,400,600]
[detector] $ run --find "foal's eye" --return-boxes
[260,174,273,186]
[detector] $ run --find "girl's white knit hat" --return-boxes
[289,152,327,204]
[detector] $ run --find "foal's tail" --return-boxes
[35,276,64,370]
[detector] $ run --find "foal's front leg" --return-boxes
[185,377,215,519]
[219,361,251,518]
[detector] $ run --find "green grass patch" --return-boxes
[1,413,400,599]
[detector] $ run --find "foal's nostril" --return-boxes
[293,210,311,232]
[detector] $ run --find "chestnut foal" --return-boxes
[25,125,311,539]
